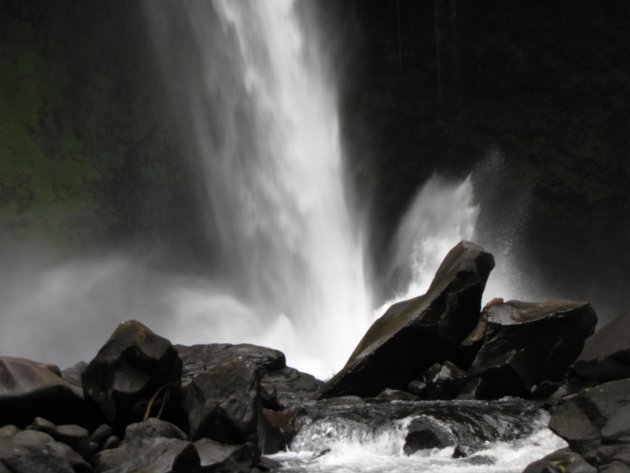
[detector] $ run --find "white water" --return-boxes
[272,413,566,473]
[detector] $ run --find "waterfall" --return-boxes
[145,0,372,377]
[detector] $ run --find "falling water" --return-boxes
[145,0,372,377]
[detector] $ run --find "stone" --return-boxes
[0,429,93,473]
[0,357,85,426]
[29,417,90,458]
[62,361,87,389]
[261,406,305,454]
[550,379,630,462]
[176,343,322,407]
[522,448,596,473]
[194,438,258,471]
[469,299,597,399]
[94,437,199,473]
[403,417,454,455]
[407,361,468,400]
[181,357,262,444]
[82,320,182,428]
[319,241,495,398]
[124,418,187,442]
[572,311,630,387]
[89,424,114,446]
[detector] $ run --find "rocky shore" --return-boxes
[1,241,628,472]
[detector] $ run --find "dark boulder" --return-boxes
[29,417,90,459]
[0,429,93,473]
[93,437,199,473]
[522,448,596,473]
[468,300,597,399]
[319,241,495,398]
[82,320,182,429]
[181,357,262,445]
[403,417,454,454]
[94,419,197,473]
[549,379,630,466]
[572,310,630,388]
[176,343,322,407]
[0,357,85,426]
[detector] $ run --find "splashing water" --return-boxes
[387,175,479,304]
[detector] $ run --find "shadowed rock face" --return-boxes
[81,320,182,429]
[469,300,597,399]
[318,241,495,399]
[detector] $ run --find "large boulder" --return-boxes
[181,357,262,444]
[176,343,322,407]
[93,419,197,473]
[549,379,630,468]
[468,300,597,399]
[0,357,85,426]
[82,320,182,429]
[319,241,495,398]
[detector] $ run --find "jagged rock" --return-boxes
[176,343,322,407]
[82,320,182,428]
[0,429,93,473]
[182,357,262,444]
[468,300,597,399]
[549,379,630,464]
[404,417,454,454]
[522,448,596,473]
[194,438,258,472]
[0,357,85,426]
[319,241,495,398]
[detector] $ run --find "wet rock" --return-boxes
[0,425,19,438]
[82,320,182,428]
[261,406,305,454]
[404,417,454,454]
[182,357,262,444]
[260,366,323,407]
[319,241,494,398]
[469,299,597,399]
[194,438,258,472]
[176,343,322,407]
[522,448,596,473]
[549,379,630,464]
[102,435,120,450]
[0,356,85,426]
[0,429,93,473]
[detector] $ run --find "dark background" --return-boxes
[1,0,628,322]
